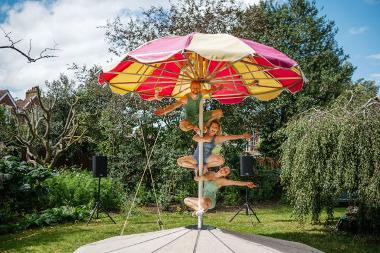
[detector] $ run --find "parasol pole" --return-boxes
[197,98,204,229]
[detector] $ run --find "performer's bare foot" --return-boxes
[194,126,207,135]
[192,209,204,217]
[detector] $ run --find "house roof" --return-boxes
[0,89,17,109]
[15,99,28,108]
[0,90,7,97]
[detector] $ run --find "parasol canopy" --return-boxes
[99,32,304,104]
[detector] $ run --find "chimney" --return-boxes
[25,86,39,100]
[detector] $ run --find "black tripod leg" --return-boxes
[87,202,100,225]
[247,203,261,223]
[105,211,116,224]
[247,209,255,226]
[229,204,246,222]
[157,219,164,230]
[98,202,116,224]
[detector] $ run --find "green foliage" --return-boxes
[0,155,124,234]
[0,156,52,215]
[43,170,124,211]
[0,206,89,234]
[241,0,355,157]
[221,165,281,205]
[281,89,380,233]
[104,0,242,55]
[252,167,282,201]
[0,106,17,156]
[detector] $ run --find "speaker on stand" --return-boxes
[229,152,261,225]
[86,156,116,225]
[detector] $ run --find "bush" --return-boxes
[0,156,52,219]
[23,206,89,228]
[44,170,125,211]
[0,156,125,234]
[0,205,89,234]
[220,166,281,205]
[251,167,282,201]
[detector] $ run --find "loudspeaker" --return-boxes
[92,156,107,177]
[240,155,256,177]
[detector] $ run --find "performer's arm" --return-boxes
[154,96,187,116]
[215,133,252,144]
[217,178,256,188]
[194,172,216,181]
[192,134,213,143]
[202,85,223,95]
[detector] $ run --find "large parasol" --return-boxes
[75,32,309,253]
[99,32,303,104]
[98,32,304,230]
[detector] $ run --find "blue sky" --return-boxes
[315,0,380,88]
[0,0,379,97]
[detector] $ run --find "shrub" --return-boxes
[0,156,51,216]
[251,167,282,201]
[43,170,125,211]
[0,205,89,234]
[23,206,89,228]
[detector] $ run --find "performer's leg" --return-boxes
[184,197,211,212]
[179,119,196,132]
[206,109,223,126]
[206,154,225,168]
[177,156,197,169]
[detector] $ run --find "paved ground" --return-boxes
[74,226,324,253]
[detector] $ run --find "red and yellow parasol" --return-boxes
[99,32,305,229]
[99,32,304,104]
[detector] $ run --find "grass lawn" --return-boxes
[0,204,378,253]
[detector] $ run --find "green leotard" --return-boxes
[203,181,219,209]
[184,93,212,125]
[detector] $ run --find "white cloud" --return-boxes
[0,0,166,98]
[368,53,380,60]
[349,26,369,35]
[370,73,380,78]
[241,0,262,5]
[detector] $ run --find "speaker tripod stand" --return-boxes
[87,177,116,225]
[229,188,260,226]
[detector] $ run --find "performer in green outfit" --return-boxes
[184,167,256,216]
[154,80,223,132]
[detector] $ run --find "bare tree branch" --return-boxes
[0,27,59,63]
[11,86,86,168]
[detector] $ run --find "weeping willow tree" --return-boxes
[281,86,380,233]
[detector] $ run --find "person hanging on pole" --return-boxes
[184,166,256,216]
[177,120,252,173]
[154,80,223,132]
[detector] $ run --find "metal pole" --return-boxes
[97,177,101,219]
[197,99,204,229]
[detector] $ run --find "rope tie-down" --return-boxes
[120,94,165,235]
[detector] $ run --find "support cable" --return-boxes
[120,94,165,235]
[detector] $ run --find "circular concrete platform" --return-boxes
[74,225,323,253]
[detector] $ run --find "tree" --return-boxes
[281,83,380,233]
[0,105,17,157]
[0,27,58,63]
[236,0,355,156]
[104,0,243,55]
[10,78,86,168]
